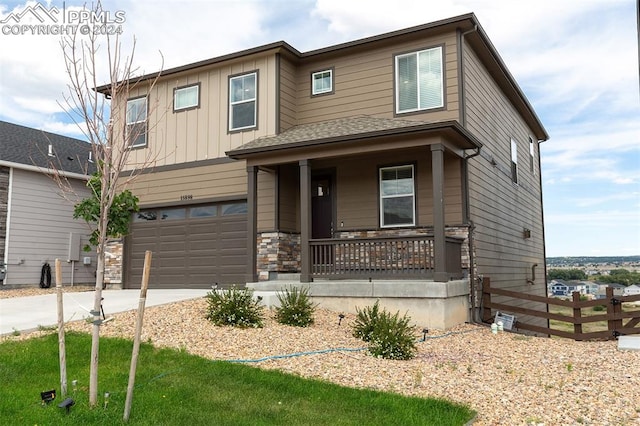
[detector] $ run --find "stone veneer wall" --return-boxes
[104,238,123,288]
[0,166,9,262]
[256,231,300,280]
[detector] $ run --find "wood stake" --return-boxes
[55,259,67,397]
[123,250,152,422]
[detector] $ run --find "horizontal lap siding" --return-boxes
[315,150,462,230]
[295,34,459,124]
[463,45,546,314]
[278,165,299,232]
[6,169,95,286]
[279,56,297,132]
[125,161,247,206]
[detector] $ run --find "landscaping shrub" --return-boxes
[275,286,317,327]
[592,304,606,312]
[353,301,417,360]
[352,300,382,342]
[205,287,264,328]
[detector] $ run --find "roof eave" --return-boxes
[226,121,482,160]
[95,41,301,94]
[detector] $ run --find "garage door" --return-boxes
[125,202,247,289]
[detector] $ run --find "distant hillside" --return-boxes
[547,256,640,267]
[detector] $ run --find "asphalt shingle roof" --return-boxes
[0,121,94,175]
[228,115,481,157]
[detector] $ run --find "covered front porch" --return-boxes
[227,116,482,328]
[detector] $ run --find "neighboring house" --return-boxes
[595,282,626,299]
[100,13,549,329]
[549,280,588,297]
[550,280,570,297]
[583,281,599,296]
[0,121,96,287]
[623,284,640,297]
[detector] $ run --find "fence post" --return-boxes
[606,286,621,339]
[482,277,492,322]
[572,291,583,340]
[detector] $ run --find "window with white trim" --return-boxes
[529,136,536,174]
[229,72,257,131]
[395,46,443,113]
[510,138,518,184]
[312,69,333,95]
[126,96,147,148]
[174,84,199,111]
[379,165,415,227]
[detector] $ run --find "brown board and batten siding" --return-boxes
[462,43,547,319]
[123,53,280,171]
[295,32,460,124]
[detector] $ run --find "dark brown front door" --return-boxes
[311,175,333,239]
[311,174,334,269]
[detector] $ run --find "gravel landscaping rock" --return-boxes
[2,288,639,425]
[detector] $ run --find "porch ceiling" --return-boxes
[226,116,482,165]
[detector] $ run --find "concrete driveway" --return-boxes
[0,289,210,336]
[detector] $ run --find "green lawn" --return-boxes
[0,333,475,425]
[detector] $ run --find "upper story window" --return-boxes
[311,69,333,96]
[379,164,415,227]
[395,46,443,114]
[174,83,200,112]
[126,96,147,148]
[510,138,519,184]
[229,72,257,131]
[529,136,536,174]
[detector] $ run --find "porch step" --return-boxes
[273,273,300,281]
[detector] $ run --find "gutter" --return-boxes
[0,160,90,181]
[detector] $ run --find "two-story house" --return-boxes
[101,13,549,329]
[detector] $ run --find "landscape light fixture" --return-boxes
[422,328,429,341]
[40,389,56,405]
[104,392,110,409]
[338,314,345,325]
[58,398,75,414]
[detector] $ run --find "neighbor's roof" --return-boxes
[0,120,94,177]
[227,116,482,158]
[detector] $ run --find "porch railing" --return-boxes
[309,235,463,279]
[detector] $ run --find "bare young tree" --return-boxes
[58,3,162,407]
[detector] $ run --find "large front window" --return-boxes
[380,165,415,227]
[229,72,257,131]
[126,96,147,148]
[395,47,443,113]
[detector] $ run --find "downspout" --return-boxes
[458,24,481,323]
[463,148,480,323]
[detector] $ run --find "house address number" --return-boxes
[180,194,193,201]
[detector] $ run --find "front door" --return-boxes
[311,175,333,239]
[311,174,334,269]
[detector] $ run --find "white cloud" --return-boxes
[1,0,638,256]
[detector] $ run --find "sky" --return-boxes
[0,0,638,257]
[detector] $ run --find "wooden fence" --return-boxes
[481,277,640,341]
